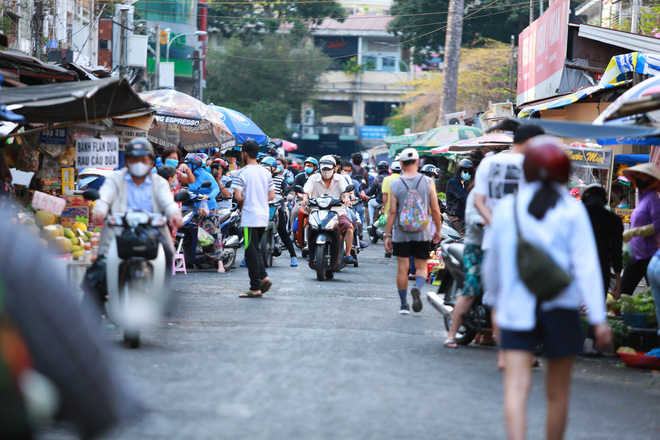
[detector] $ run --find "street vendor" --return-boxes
[620,163,660,295]
[445,159,474,237]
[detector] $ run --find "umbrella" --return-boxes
[411,125,482,152]
[139,90,235,153]
[208,105,269,146]
[271,138,297,152]
[431,132,512,155]
[594,75,660,124]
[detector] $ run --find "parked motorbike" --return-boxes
[83,189,185,348]
[303,184,355,281]
[426,221,491,345]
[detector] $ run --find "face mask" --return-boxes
[321,169,333,179]
[205,166,211,173]
[305,167,314,175]
[277,165,283,173]
[165,159,178,167]
[461,171,471,181]
[637,179,654,190]
[128,162,151,177]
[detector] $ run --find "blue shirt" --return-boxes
[124,173,153,212]
[188,167,220,211]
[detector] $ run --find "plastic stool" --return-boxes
[172,254,187,275]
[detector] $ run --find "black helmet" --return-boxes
[157,164,177,180]
[457,159,474,172]
[126,138,155,160]
[420,164,439,178]
[377,161,389,173]
[186,154,204,170]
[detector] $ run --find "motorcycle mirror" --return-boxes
[344,185,355,193]
[225,180,232,188]
[201,181,212,188]
[174,191,191,203]
[82,189,100,201]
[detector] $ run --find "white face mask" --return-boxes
[321,169,333,179]
[128,162,151,177]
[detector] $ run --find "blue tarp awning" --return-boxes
[614,154,649,166]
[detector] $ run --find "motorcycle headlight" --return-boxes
[317,197,331,209]
[325,215,338,230]
[125,211,150,228]
[308,213,320,229]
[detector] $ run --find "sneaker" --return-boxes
[399,305,410,315]
[240,257,246,267]
[411,287,423,313]
[360,241,369,248]
[346,255,357,265]
[290,256,298,267]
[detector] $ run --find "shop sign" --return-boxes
[516,0,570,105]
[75,137,119,169]
[564,147,613,169]
[40,128,67,145]
[32,191,66,215]
[113,127,147,150]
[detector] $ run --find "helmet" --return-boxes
[157,164,177,180]
[523,136,570,184]
[186,154,203,169]
[319,155,336,170]
[211,158,229,169]
[377,161,389,173]
[261,156,278,170]
[267,145,279,157]
[457,159,474,173]
[390,161,402,173]
[126,138,155,160]
[420,164,439,178]
[331,154,342,167]
[304,157,319,169]
[582,183,607,207]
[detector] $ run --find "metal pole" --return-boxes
[34,0,44,58]
[529,0,534,26]
[631,0,640,33]
[119,8,127,75]
[539,0,543,17]
[155,24,160,89]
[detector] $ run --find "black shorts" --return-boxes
[499,308,584,359]
[392,241,431,260]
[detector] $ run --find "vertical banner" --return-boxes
[61,167,75,194]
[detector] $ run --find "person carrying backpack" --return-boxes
[383,149,443,315]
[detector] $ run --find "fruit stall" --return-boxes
[563,144,614,202]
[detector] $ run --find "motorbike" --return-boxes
[82,189,185,348]
[261,196,285,268]
[366,197,385,244]
[426,220,491,345]
[302,184,355,281]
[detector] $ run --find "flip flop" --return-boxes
[444,338,458,349]
[239,291,262,298]
[260,279,272,294]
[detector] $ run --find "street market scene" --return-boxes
[1,0,660,439]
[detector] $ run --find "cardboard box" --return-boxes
[60,217,77,228]
[61,206,89,218]
[61,195,92,207]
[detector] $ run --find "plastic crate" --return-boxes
[627,328,660,352]
[623,313,656,329]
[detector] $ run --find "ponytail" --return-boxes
[528,181,561,220]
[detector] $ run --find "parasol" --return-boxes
[208,105,268,146]
[139,90,235,153]
[431,132,513,155]
[271,138,298,152]
[412,125,482,153]
[595,75,660,125]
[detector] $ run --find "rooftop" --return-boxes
[313,15,393,32]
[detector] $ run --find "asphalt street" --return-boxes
[39,242,660,440]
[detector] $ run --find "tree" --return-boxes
[390,39,512,132]
[208,0,346,42]
[439,0,464,124]
[204,35,331,138]
[388,0,530,61]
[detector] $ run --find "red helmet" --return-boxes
[523,136,570,184]
[211,158,229,170]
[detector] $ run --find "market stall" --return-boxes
[563,144,614,201]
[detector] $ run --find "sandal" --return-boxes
[239,291,262,298]
[260,279,272,294]
[444,338,458,349]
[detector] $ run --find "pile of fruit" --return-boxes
[32,209,94,259]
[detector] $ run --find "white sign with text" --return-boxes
[76,137,119,169]
[32,191,67,215]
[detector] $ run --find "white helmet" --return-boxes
[319,155,336,170]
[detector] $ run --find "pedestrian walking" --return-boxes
[445,159,474,237]
[381,161,402,258]
[383,148,443,315]
[233,140,275,297]
[620,162,660,295]
[482,137,611,440]
[263,156,299,267]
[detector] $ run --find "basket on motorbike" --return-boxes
[116,227,160,260]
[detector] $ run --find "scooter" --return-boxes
[83,189,184,348]
[426,222,491,345]
[366,197,385,244]
[304,185,355,281]
[261,196,285,268]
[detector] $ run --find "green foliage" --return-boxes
[208,0,346,43]
[385,106,414,136]
[204,35,331,138]
[606,3,660,37]
[388,0,529,61]
[342,57,364,76]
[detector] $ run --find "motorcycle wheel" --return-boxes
[124,330,140,348]
[316,244,327,281]
[224,250,236,270]
[368,227,379,244]
[261,229,274,268]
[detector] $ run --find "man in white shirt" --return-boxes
[302,155,356,265]
[233,140,275,298]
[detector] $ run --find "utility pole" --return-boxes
[539,0,544,17]
[631,0,640,33]
[154,23,160,89]
[508,35,516,101]
[439,0,464,126]
[529,0,534,26]
[119,7,128,76]
[33,0,44,59]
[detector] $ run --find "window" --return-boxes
[382,57,396,72]
[99,39,110,50]
[363,55,377,71]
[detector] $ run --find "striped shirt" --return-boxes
[272,174,286,196]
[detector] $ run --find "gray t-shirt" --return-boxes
[389,174,433,243]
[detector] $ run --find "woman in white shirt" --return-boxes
[483,136,612,440]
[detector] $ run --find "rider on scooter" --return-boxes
[210,158,233,210]
[302,155,356,265]
[292,157,319,241]
[365,160,390,226]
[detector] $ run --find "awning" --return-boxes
[0,50,76,84]
[614,154,649,166]
[383,133,423,157]
[1,77,151,124]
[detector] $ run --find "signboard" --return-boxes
[564,147,613,170]
[113,127,147,150]
[32,191,66,215]
[40,128,67,145]
[148,116,236,152]
[61,167,75,194]
[517,0,570,106]
[75,137,119,169]
[359,126,391,140]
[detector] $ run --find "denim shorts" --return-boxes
[500,307,584,359]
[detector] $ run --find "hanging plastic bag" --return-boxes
[198,200,209,217]
[375,213,387,228]
[197,227,214,248]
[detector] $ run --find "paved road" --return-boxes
[40,243,660,440]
